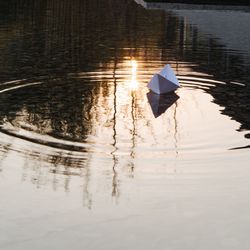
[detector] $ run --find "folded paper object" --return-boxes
[147,64,180,94]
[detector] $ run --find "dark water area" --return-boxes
[0,0,249,134]
[144,0,250,6]
[0,0,250,249]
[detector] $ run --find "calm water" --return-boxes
[0,1,250,249]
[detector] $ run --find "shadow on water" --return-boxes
[0,0,250,196]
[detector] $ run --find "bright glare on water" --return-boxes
[0,1,250,249]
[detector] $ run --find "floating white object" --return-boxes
[147,64,180,94]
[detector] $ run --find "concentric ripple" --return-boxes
[0,66,248,164]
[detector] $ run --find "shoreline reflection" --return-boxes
[0,0,249,202]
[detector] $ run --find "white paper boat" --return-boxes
[147,64,180,94]
[147,92,179,118]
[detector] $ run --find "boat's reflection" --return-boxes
[147,91,179,118]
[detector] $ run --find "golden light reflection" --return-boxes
[129,60,138,91]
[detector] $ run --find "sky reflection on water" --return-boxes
[0,0,250,249]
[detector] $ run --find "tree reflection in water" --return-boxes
[0,0,249,203]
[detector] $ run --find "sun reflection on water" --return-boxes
[129,60,138,91]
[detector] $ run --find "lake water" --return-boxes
[0,1,250,249]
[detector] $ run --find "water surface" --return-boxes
[0,1,250,249]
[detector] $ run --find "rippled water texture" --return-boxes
[0,1,250,249]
